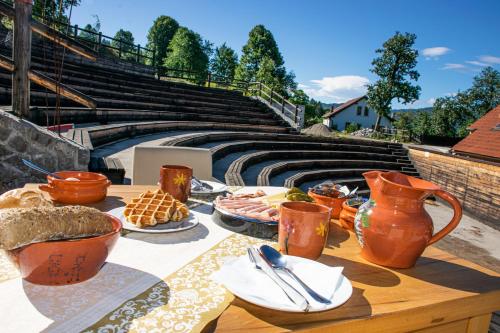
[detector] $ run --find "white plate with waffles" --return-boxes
[108,206,199,233]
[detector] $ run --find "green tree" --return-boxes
[468,66,500,119]
[235,25,295,94]
[289,89,310,106]
[412,111,432,137]
[32,0,80,25]
[367,32,421,131]
[78,15,101,43]
[164,27,210,84]
[429,67,500,137]
[146,15,179,66]
[210,43,238,83]
[112,29,135,60]
[255,56,281,89]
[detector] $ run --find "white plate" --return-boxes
[107,206,199,233]
[213,255,352,312]
[191,180,228,194]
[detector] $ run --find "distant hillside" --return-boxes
[318,101,433,114]
[392,107,433,113]
[320,102,342,110]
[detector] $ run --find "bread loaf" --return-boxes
[0,206,114,250]
[0,189,53,209]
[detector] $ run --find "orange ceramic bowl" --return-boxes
[308,190,347,219]
[39,171,111,204]
[7,214,121,285]
[339,200,358,231]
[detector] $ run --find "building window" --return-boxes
[356,106,362,116]
[364,106,369,116]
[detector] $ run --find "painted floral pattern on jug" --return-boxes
[354,199,375,248]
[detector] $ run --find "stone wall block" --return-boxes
[0,111,90,192]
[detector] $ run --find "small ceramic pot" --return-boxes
[160,165,192,202]
[339,201,360,231]
[7,214,121,285]
[308,190,346,219]
[39,171,111,204]
[278,201,332,260]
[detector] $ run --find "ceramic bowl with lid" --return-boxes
[39,171,111,204]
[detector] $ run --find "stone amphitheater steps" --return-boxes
[284,168,403,189]
[26,106,281,127]
[80,122,291,148]
[210,140,401,161]
[224,152,415,186]
[257,159,417,187]
[165,131,403,149]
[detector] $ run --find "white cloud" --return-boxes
[300,75,369,103]
[441,63,466,70]
[478,55,500,64]
[422,47,451,59]
[427,98,436,105]
[466,60,488,67]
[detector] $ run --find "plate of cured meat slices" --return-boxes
[213,189,281,225]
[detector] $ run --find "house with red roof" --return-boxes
[452,105,500,162]
[322,95,392,131]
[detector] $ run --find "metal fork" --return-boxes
[247,248,310,311]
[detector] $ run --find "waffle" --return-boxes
[123,189,189,228]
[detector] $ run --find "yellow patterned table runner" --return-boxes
[83,233,270,333]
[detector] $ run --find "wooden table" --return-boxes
[26,185,500,332]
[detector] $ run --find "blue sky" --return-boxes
[70,0,500,108]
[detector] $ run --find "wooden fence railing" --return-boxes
[0,0,96,116]
[31,14,155,65]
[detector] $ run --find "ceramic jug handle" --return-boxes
[427,190,462,246]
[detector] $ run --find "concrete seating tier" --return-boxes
[164,131,403,149]
[71,122,291,149]
[284,168,395,190]
[209,140,401,161]
[26,107,283,128]
[223,150,415,186]
[257,159,417,187]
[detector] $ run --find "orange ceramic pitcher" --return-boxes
[354,171,462,268]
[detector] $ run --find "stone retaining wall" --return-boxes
[409,147,499,225]
[0,111,89,192]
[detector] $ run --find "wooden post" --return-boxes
[118,40,122,58]
[207,72,211,87]
[152,48,156,68]
[74,24,78,37]
[97,32,102,51]
[294,105,298,124]
[281,98,285,113]
[136,44,141,62]
[12,0,32,118]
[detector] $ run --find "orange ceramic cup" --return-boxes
[159,165,192,202]
[7,214,121,285]
[278,201,332,260]
[308,190,346,219]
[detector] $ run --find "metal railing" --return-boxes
[32,14,155,65]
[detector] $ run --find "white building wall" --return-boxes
[325,99,392,131]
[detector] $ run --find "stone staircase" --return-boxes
[0,26,294,133]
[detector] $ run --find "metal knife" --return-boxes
[248,247,310,311]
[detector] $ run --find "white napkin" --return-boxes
[212,254,344,312]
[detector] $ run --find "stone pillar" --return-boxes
[12,0,32,118]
